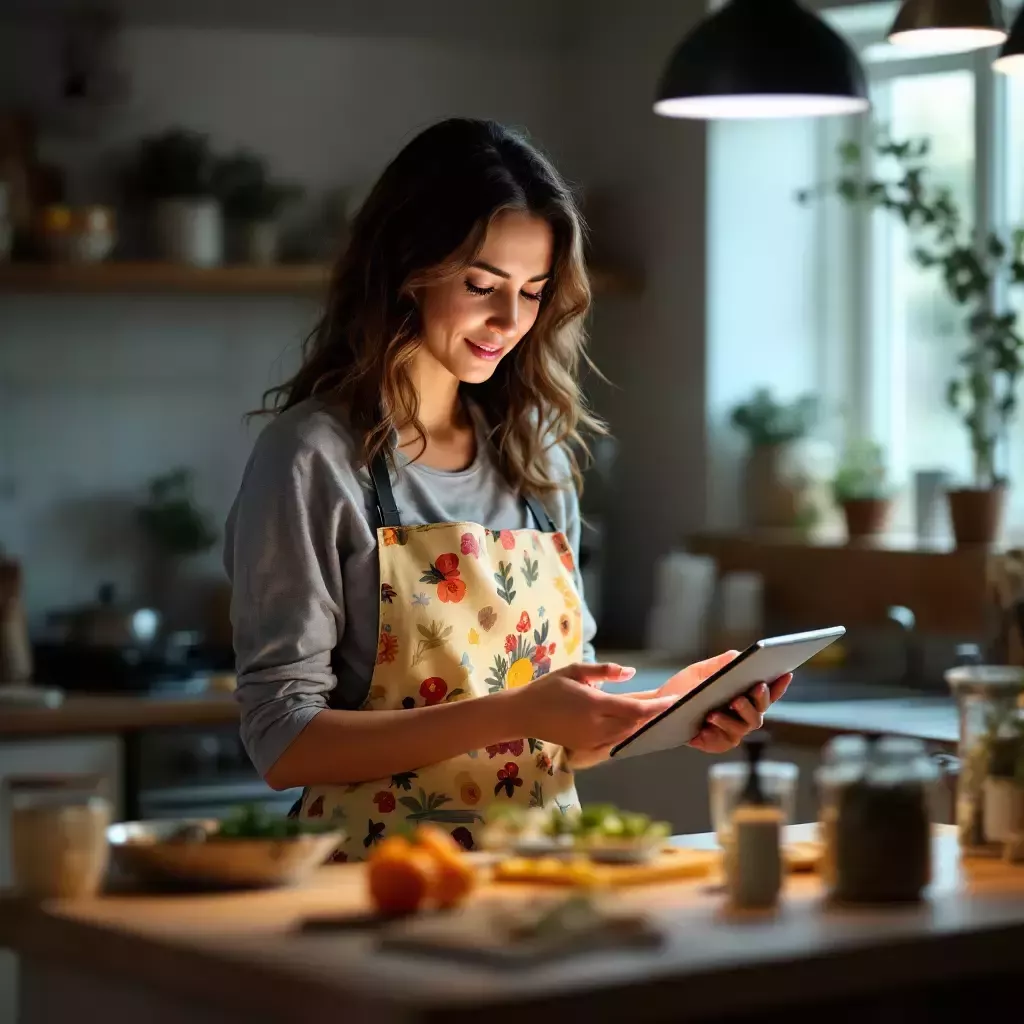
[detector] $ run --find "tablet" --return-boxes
[608,626,847,760]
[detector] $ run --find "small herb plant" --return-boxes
[213,150,304,222]
[832,439,890,504]
[137,467,218,558]
[730,389,818,448]
[129,128,217,201]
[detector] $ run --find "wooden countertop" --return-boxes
[4,825,1024,1023]
[0,693,240,737]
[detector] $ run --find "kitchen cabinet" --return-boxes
[0,735,122,1024]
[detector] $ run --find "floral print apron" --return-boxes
[296,450,585,861]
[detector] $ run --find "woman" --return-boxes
[225,118,790,858]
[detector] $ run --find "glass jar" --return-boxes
[819,735,936,904]
[945,664,1024,856]
[6,774,112,899]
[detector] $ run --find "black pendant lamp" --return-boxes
[887,0,1007,53]
[653,0,869,120]
[994,6,1024,74]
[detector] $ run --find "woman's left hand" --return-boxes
[632,651,792,754]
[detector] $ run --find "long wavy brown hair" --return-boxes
[258,118,604,495]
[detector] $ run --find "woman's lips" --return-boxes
[465,338,503,361]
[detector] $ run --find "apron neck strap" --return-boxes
[368,451,558,534]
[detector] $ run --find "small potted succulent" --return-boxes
[128,128,222,266]
[832,439,893,540]
[730,389,819,530]
[213,150,303,265]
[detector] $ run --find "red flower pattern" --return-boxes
[486,739,525,759]
[504,634,517,654]
[495,761,523,798]
[460,533,479,558]
[373,791,396,813]
[499,530,516,550]
[552,532,575,571]
[420,552,467,604]
[516,611,531,633]
[419,676,448,705]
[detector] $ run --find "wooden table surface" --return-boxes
[3,825,1024,1023]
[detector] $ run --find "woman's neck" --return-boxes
[396,352,476,468]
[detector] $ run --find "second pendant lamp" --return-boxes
[887,0,1008,52]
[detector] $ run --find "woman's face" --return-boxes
[416,210,554,385]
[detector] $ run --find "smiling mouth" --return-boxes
[465,339,504,361]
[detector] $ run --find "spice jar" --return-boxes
[945,665,1024,856]
[816,734,869,889]
[6,774,112,899]
[724,733,783,911]
[825,735,936,905]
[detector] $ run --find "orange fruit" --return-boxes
[370,835,412,862]
[368,849,436,916]
[414,825,477,908]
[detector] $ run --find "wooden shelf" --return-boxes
[0,261,642,298]
[0,261,330,296]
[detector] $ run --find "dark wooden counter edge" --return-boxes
[2,890,1024,1024]
[0,696,240,737]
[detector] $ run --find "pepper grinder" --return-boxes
[726,732,783,910]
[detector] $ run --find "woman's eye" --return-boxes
[464,281,494,296]
[521,289,543,303]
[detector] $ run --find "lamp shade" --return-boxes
[888,0,1007,53]
[653,0,869,120]
[994,7,1024,74]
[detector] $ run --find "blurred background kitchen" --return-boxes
[3,0,1024,939]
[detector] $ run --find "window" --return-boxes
[822,4,1024,530]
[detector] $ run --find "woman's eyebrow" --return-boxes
[471,260,550,283]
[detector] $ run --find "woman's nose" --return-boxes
[487,296,519,338]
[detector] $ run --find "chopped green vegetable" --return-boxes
[211,804,338,840]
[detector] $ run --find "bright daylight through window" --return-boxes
[821,2,1024,531]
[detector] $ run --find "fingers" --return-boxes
[692,649,741,680]
[746,682,771,715]
[768,673,792,703]
[707,705,756,745]
[561,662,637,685]
[599,692,677,721]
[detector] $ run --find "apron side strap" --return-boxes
[369,452,403,528]
[523,492,558,534]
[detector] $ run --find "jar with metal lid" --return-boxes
[6,774,112,899]
[822,735,936,904]
[945,664,1024,856]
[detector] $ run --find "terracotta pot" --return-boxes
[947,486,1007,547]
[841,497,891,539]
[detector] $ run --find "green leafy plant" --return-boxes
[730,388,818,448]
[136,467,218,557]
[129,128,217,201]
[213,150,304,222]
[799,128,1024,489]
[979,701,1024,784]
[832,439,890,504]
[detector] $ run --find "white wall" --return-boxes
[0,21,572,628]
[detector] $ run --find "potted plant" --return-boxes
[213,150,303,265]
[730,388,819,530]
[831,439,893,540]
[800,129,1024,546]
[136,467,218,626]
[128,128,222,266]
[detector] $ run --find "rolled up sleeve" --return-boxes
[225,429,345,779]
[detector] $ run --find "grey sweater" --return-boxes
[224,398,597,779]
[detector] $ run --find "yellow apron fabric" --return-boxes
[299,519,585,860]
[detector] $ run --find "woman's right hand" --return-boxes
[505,663,678,753]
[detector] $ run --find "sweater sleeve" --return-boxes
[223,425,345,780]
